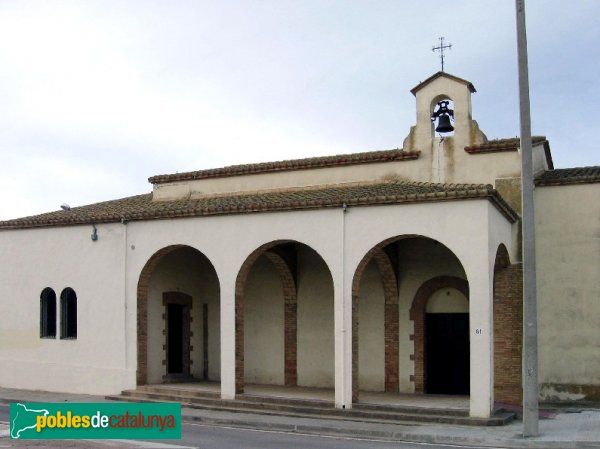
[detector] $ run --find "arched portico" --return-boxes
[137,245,220,386]
[351,235,469,402]
[235,240,334,396]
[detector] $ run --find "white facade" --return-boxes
[0,199,513,416]
[1,72,598,418]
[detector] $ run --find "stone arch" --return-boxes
[235,240,333,394]
[351,245,399,402]
[409,275,469,394]
[137,244,220,385]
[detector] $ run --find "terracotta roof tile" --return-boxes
[148,149,420,184]
[0,181,518,230]
[464,136,547,154]
[410,72,476,96]
[536,166,600,186]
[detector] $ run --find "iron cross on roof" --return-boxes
[432,37,452,72]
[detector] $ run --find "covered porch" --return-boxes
[131,194,520,419]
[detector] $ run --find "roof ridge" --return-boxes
[410,72,476,96]
[465,136,547,153]
[149,149,420,184]
[395,179,494,190]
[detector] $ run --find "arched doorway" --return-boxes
[425,287,469,394]
[235,240,334,395]
[353,236,469,401]
[411,275,469,395]
[137,245,220,385]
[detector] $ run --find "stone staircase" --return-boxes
[106,385,515,426]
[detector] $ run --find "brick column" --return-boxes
[373,251,399,393]
[493,263,523,405]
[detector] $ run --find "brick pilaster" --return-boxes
[493,262,523,405]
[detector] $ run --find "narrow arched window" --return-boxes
[60,288,77,339]
[40,288,56,338]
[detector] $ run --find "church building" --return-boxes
[1,71,598,419]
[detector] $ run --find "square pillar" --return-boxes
[334,275,353,409]
[220,281,236,400]
[468,263,494,418]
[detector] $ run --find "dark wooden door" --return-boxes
[425,313,470,394]
[167,304,184,374]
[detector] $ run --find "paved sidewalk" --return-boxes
[1,387,600,448]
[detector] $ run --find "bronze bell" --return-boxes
[431,100,455,134]
[435,114,454,133]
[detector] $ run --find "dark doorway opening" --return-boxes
[202,303,209,379]
[426,313,469,394]
[167,304,184,374]
[163,291,192,381]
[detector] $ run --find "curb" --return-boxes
[181,413,586,449]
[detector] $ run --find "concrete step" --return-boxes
[117,387,464,417]
[135,385,220,399]
[130,385,469,416]
[106,388,515,426]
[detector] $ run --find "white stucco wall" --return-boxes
[244,256,284,385]
[535,183,600,400]
[0,223,129,394]
[357,260,385,391]
[297,245,335,388]
[152,159,427,201]
[427,288,468,313]
[152,143,542,203]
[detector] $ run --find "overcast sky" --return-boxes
[1,1,598,220]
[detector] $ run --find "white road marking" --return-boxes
[185,421,506,448]
[84,440,198,449]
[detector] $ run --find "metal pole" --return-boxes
[515,0,539,437]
